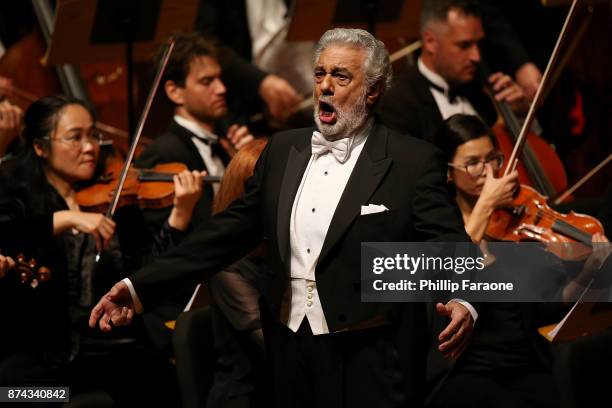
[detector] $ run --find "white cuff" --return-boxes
[122,278,144,314]
[449,298,478,325]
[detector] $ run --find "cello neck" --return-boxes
[479,62,558,198]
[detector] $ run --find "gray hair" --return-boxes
[314,28,392,93]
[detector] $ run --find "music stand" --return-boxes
[46,0,199,136]
[287,0,422,43]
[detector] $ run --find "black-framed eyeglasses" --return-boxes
[448,152,505,178]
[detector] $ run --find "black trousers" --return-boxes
[430,367,559,408]
[262,316,415,408]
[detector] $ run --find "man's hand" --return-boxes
[489,72,529,115]
[258,74,300,121]
[89,281,135,332]
[226,124,254,150]
[436,301,474,359]
[515,62,542,102]
[168,170,206,231]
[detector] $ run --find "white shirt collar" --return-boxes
[173,114,218,143]
[418,58,450,92]
[315,116,374,156]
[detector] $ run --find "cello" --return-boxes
[480,61,570,201]
[485,0,604,259]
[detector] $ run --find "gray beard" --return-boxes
[314,91,369,140]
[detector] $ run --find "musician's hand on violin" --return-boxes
[436,301,474,359]
[479,164,519,209]
[0,99,24,156]
[53,211,116,251]
[226,124,255,151]
[168,170,206,231]
[0,253,16,279]
[89,281,135,332]
[259,74,300,121]
[489,72,529,115]
[515,62,542,102]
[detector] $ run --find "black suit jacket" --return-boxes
[377,64,497,146]
[130,121,469,400]
[131,122,469,325]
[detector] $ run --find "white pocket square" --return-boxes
[360,204,389,215]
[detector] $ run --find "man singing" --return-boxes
[90,28,474,407]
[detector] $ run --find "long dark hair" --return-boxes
[0,95,94,216]
[435,114,497,162]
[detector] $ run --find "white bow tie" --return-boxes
[311,131,351,163]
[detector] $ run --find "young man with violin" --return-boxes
[136,32,254,229]
[378,0,529,144]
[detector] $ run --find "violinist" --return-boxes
[428,114,609,408]
[136,32,254,229]
[378,0,529,144]
[0,95,203,405]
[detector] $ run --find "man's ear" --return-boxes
[422,29,439,56]
[165,80,185,106]
[366,82,384,106]
[33,141,48,159]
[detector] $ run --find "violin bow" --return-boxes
[554,153,612,205]
[504,0,580,177]
[95,37,175,262]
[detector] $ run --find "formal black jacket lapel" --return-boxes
[414,68,444,123]
[318,123,392,264]
[276,132,312,264]
[167,121,208,170]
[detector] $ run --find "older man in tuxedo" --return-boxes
[90,28,474,407]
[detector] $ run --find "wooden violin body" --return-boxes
[486,185,604,260]
[76,161,221,213]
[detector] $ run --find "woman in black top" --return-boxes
[0,95,204,406]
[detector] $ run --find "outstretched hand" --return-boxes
[89,281,135,332]
[436,301,474,359]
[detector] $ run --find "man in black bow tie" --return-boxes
[136,32,255,233]
[90,27,474,408]
[378,0,529,145]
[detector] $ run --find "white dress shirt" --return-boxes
[418,58,478,119]
[282,121,372,335]
[173,115,225,195]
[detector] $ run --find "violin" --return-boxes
[486,185,603,260]
[76,161,221,213]
[485,0,605,260]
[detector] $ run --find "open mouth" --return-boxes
[318,100,337,124]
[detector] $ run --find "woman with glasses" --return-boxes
[0,95,203,406]
[428,114,562,408]
[441,114,518,244]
